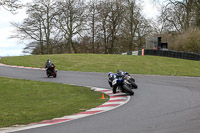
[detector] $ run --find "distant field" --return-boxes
[0,77,108,128]
[1,54,200,77]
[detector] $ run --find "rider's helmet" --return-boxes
[108,72,114,78]
[124,72,129,75]
[117,72,123,77]
[47,59,50,63]
[117,70,122,73]
[117,70,125,77]
[46,59,52,67]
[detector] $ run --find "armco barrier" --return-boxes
[144,49,200,61]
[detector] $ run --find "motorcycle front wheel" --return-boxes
[53,71,57,78]
[130,80,138,89]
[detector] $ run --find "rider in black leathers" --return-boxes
[45,59,54,74]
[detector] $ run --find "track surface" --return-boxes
[0,66,200,133]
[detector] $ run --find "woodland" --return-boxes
[1,0,200,54]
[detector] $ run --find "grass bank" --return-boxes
[1,54,200,76]
[0,77,108,128]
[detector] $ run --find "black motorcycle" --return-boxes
[112,75,134,96]
[124,73,138,89]
[46,64,57,78]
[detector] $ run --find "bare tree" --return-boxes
[157,0,196,32]
[87,0,99,53]
[193,0,200,28]
[121,0,140,51]
[56,0,87,53]
[96,0,124,54]
[96,1,110,54]
[38,0,58,54]
[118,0,153,51]
[11,3,45,54]
[0,0,22,13]
[11,0,58,54]
[107,0,124,54]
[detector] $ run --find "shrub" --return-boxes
[172,28,200,53]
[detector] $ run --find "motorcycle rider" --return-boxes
[108,72,117,93]
[108,71,125,94]
[45,59,54,74]
[117,69,137,88]
[117,69,129,76]
[108,72,115,87]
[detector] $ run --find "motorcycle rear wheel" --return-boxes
[123,85,134,95]
[53,73,56,78]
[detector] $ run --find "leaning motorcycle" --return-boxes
[46,64,57,78]
[112,76,134,95]
[124,73,138,89]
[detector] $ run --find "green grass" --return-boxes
[1,54,200,76]
[0,77,108,128]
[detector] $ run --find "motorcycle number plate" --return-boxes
[112,79,117,86]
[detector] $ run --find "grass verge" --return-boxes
[0,77,108,128]
[1,54,200,77]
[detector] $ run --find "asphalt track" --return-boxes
[0,65,200,133]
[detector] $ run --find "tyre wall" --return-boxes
[122,49,200,61]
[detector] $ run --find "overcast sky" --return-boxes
[0,0,160,57]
